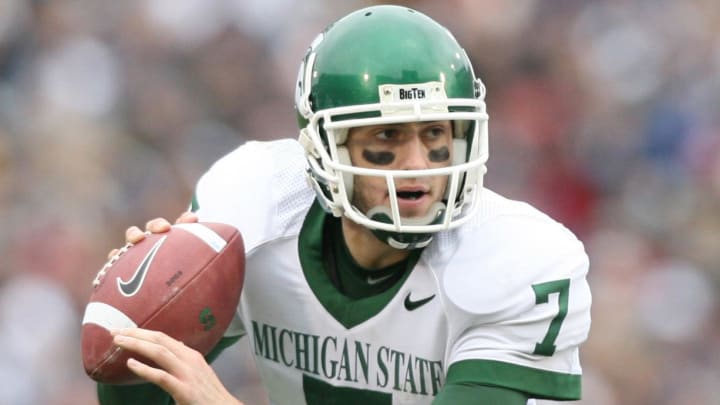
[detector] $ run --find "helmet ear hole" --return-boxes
[452,138,467,166]
[453,120,470,138]
[336,146,354,201]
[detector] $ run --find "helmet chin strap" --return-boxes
[365,202,446,250]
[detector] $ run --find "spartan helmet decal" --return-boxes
[296,5,489,249]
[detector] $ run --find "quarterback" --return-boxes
[99,5,591,405]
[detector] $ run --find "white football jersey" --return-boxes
[193,139,592,405]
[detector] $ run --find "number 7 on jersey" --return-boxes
[532,279,570,356]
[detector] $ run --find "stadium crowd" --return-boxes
[1,0,718,404]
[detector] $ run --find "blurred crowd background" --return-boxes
[1,0,719,404]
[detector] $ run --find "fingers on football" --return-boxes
[145,217,172,233]
[125,357,183,395]
[175,211,199,224]
[114,328,199,363]
[113,329,198,394]
[114,330,185,374]
[107,248,120,260]
[124,217,175,245]
[125,226,146,244]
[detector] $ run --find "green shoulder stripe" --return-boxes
[446,359,581,400]
[190,194,200,212]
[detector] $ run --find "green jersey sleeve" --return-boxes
[433,380,529,405]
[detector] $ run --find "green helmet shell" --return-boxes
[296,5,479,127]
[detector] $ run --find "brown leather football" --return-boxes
[80,222,245,384]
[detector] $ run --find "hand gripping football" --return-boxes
[81,222,245,384]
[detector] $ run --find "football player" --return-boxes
[98,5,591,404]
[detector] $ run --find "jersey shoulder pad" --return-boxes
[443,191,589,318]
[436,190,591,398]
[193,139,316,251]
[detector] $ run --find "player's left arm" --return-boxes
[442,216,592,401]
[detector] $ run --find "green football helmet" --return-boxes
[296,5,489,249]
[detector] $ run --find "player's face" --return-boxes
[345,121,453,218]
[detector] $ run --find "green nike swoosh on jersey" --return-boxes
[404,292,436,311]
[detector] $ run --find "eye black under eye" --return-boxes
[428,146,450,162]
[363,150,395,165]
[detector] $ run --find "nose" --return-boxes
[398,134,430,170]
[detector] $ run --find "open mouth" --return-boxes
[397,190,426,200]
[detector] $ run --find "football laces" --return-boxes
[91,233,148,286]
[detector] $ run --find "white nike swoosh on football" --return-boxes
[116,235,167,297]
